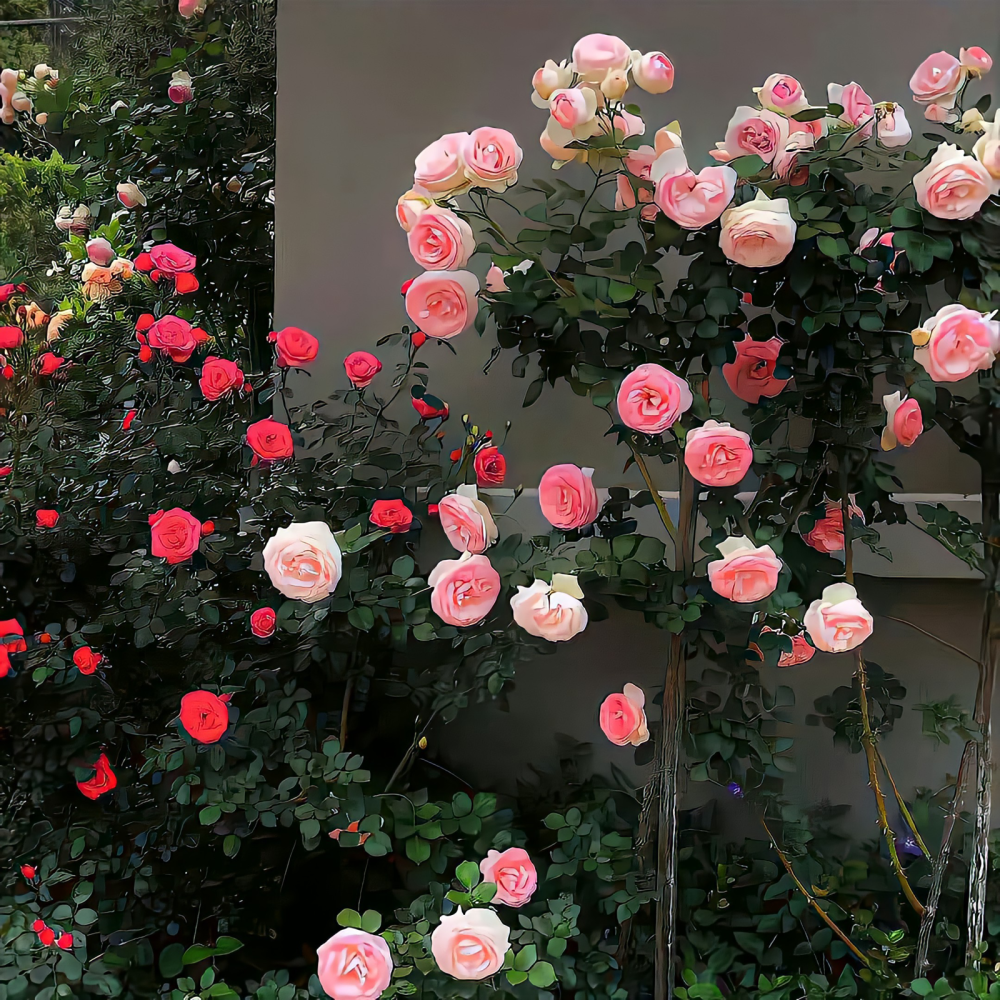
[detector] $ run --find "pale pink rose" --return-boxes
[461,128,522,193]
[720,191,796,268]
[429,552,501,627]
[714,107,788,165]
[550,88,597,130]
[778,633,816,667]
[915,142,997,219]
[414,132,471,198]
[599,683,649,746]
[572,33,631,83]
[683,421,753,488]
[407,207,475,271]
[756,73,809,115]
[404,270,479,340]
[625,126,682,178]
[772,131,815,182]
[538,464,599,530]
[539,124,582,162]
[510,576,587,642]
[881,391,923,450]
[438,485,498,554]
[961,46,993,75]
[86,238,116,266]
[804,583,873,653]
[723,335,789,403]
[924,103,954,123]
[877,104,911,147]
[707,536,781,603]
[633,51,674,94]
[974,111,1000,179]
[317,929,393,1000]
[431,908,509,980]
[262,522,342,604]
[616,363,692,433]
[532,59,574,103]
[909,51,965,108]
[652,147,736,230]
[479,848,537,907]
[827,81,874,139]
[395,189,432,232]
[606,109,646,140]
[912,302,1000,381]
[117,182,146,209]
[485,264,508,292]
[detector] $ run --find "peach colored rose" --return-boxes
[827,81,874,140]
[912,303,1000,381]
[317,929,393,1000]
[652,147,736,230]
[550,88,598,131]
[407,206,475,270]
[538,464,599,530]
[262,522,342,603]
[683,421,753,488]
[909,51,965,108]
[720,191,796,268]
[616,363,692,433]
[876,104,911,147]
[974,110,1000,179]
[462,128,522,193]
[149,507,202,564]
[881,392,923,450]
[510,575,587,642]
[531,59,573,105]
[479,848,537,907]
[707,536,781,603]
[431,908,509,980]
[914,143,998,220]
[438,485,498,554]
[599,683,649,746]
[804,583,873,653]
[756,73,809,115]
[632,51,674,94]
[343,351,382,389]
[539,123,584,163]
[429,552,501,627]
[712,107,788,165]
[961,46,993,75]
[404,270,479,340]
[723,335,789,403]
[414,132,471,198]
[395,189,432,232]
[572,33,631,83]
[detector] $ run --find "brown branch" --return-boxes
[628,440,677,542]
[876,747,931,859]
[880,614,982,667]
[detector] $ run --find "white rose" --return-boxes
[719,190,797,268]
[803,583,874,653]
[262,522,342,603]
[510,575,588,642]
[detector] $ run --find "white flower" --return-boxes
[510,574,588,642]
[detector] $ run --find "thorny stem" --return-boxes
[627,438,676,541]
[876,747,931,858]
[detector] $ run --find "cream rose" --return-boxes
[719,191,796,268]
[413,132,471,198]
[531,59,574,106]
[974,110,1000,180]
[262,522,343,603]
[804,583,874,654]
[431,907,509,980]
[912,303,1000,382]
[510,575,588,642]
[914,142,998,220]
[438,485,498,554]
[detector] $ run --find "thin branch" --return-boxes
[628,439,676,542]
[880,614,982,667]
[876,747,931,859]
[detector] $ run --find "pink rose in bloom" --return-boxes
[479,848,538,907]
[429,552,501,627]
[263,522,342,603]
[246,417,294,462]
[167,70,194,104]
[343,351,382,388]
[199,356,244,400]
[149,507,202,564]
[414,132,471,198]
[804,583,874,653]
[800,500,863,554]
[827,81,875,139]
[250,607,276,638]
[912,303,1000,381]
[461,127,523,192]
[719,191,797,268]
[914,143,998,220]
[431,908,509,981]
[624,126,682,179]
[86,238,116,266]
[652,148,737,230]
[961,46,993,74]
[404,270,479,340]
[407,206,475,270]
[756,73,809,115]
[317,929,393,1000]
[270,326,319,368]
[395,189,432,232]
[438,485,498,554]
[510,576,588,642]
[572,33,631,82]
[539,464,599,530]
[474,446,506,486]
[713,107,788,164]
[148,243,196,276]
[633,51,674,94]
[550,88,598,131]
[881,392,924,450]
[707,536,782,603]
[599,683,649,746]
[616,363,692,434]
[147,315,208,363]
[723,336,789,403]
[683,421,753,488]
[909,51,965,108]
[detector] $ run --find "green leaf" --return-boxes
[360,910,382,933]
[528,961,557,987]
[337,908,363,929]
[348,606,375,631]
[733,154,765,178]
[455,860,481,889]
[514,944,537,970]
[159,943,185,978]
[406,837,431,864]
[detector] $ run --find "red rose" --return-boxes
[134,253,154,272]
[199,356,244,400]
[135,313,155,332]
[32,919,45,932]
[0,619,27,652]
[411,331,427,349]
[20,864,36,879]
[449,449,462,462]
[179,690,229,744]
[400,278,415,296]
[0,467,11,476]
[148,242,197,276]
[38,926,55,946]
[474,446,506,486]
[411,392,449,421]
[1,365,12,379]
[36,509,59,528]
[57,932,73,950]
[269,326,319,368]
[0,326,23,349]
[250,606,276,638]
[369,499,413,533]
[122,409,137,430]
[76,753,117,800]
[73,647,102,675]
[138,345,153,363]
[147,315,200,363]
[343,351,382,389]
[37,353,64,376]
[0,284,23,305]
[246,417,294,462]
[201,520,215,536]
[149,507,202,564]
[173,272,199,295]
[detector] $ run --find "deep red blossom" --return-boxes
[250,607,276,638]
[122,409,137,430]
[474,446,506,486]
[76,753,117,800]
[35,509,59,528]
[411,331,427,349]
[57,932,73,950]
[0,326,24,349]
[179,690,230,744]
[73,647,102,675]
[38,926,55,946]
[37,353,64,376]
[20,864,36,879]
[369,499,413,534]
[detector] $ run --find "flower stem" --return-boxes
[628,438,676,542]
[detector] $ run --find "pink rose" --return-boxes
[624,127,682,179]
[147,315,206,363]
[407,206,475,270]
[538,464,599,530]
[720,191,796,268]
[429,552,501,627]
[414,132,471,198]
[924,103,954,123]
[652,148,736,230]
[777,632,816,667]
[961,46,993,75]
[757,73,808,115]
[723,336,789,403]
[914,142,998,220]
[404,270,479,340]
[510,576,587,642]
[395,189,432,232]
[599,683,649,746]
[343,351,382,388]
[485,264,508,292]
[149,507,202,564]
[707,536,781,603]
[167,70,194,105]
[479,848,537,907]
[683,421,753,488]
[715,107,788,164]
[616,363,692,433]
[633,52,674,94]
[178,0,205,16]
[912,303,1000,381]
[910,51,965,108]
[317,929,393,1000]
[86,238,115,266]
[149,243,196,276]
[881,392,923,450]
[571,33,631,83]
[801,500,863,554]
[804,583,873,653]
[262,522,342,603]
[431,908,509,981]
[461,127,522,192]
[438,485,498,554]
[974,112,1000,179]
[827,81,875,139]
[270,326,319,368]
[550,88,598,130]
[199,356,244,400]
